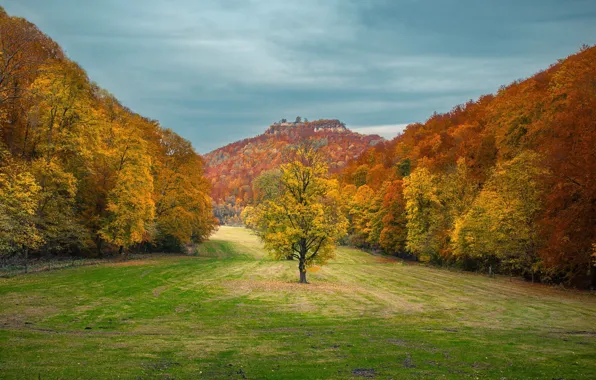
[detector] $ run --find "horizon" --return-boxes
[3,0,596,153]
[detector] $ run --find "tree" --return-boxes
[30,158,87,255]
[348,184,375,247]
[403,166,443,262]
[245,142,347,283]
[451,152,545,278]
[152,129,216,247]
[252,168,282,202]
[379,180,408,254]
[352,165,369,187]
[0,10,62,152]
[99,124,155,255]
[0,148,42,257]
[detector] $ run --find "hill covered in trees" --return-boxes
[0,7,216,258]
[336,46,596,287]
[205,118,383,224]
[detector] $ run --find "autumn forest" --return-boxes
[0,8,216,260]
[1,6,595,286]
[1,4,596,378]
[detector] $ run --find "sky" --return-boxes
[3,1,596,153]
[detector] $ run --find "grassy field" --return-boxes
[1,227,595,379]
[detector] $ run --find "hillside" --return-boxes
[337,45,596,287]
[0,7,215,257]
[205,119,383,223]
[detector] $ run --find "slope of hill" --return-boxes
[0,7,215,257]
[337,45,596,286]
[205,119,383,223]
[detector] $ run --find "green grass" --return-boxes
[1,226,595,379]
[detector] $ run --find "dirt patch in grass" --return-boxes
[352,368,376,377]
[256,327,302,333]
[0,307,58,328]
[557,330,596,337]
[402,353,416,368]
[152,285,168,297]
[0,294,58,328]
[374,256,399,264]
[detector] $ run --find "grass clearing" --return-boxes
[1,226,595,378]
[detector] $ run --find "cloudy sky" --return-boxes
[3,1,595,153]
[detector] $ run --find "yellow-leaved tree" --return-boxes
[99,119,155,255]
[0,146,42,257]
[153,129,216,247]
[403,166,443,262]
[451,152,545,279]
[244,142,348,283]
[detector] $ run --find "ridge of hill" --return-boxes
[205,119,384,222]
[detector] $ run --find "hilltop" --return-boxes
[204,119,383,223]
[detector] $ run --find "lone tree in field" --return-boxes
[244,142,347,283]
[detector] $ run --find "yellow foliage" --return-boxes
[245,143,348,282]
[451,152,546,271]
[0,154,43,254]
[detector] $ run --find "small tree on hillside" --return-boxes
[244,142,347,283]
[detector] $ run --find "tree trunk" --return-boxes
[119,245,124,256]
[298,258,308,284]
[24,246,28,273]
[96,237,103,257]
[298,240,308,284]
[299,267,308,284]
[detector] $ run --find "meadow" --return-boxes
[1,227,595,379]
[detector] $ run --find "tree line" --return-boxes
[0,8,216,259]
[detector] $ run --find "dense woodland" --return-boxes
[336,46,596,287]
[0,8,216,258]
[205,118,383,224]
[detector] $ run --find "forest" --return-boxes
[0,8,216,260]
[335,45,596,287]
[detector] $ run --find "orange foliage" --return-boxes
[338,46,596,286]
